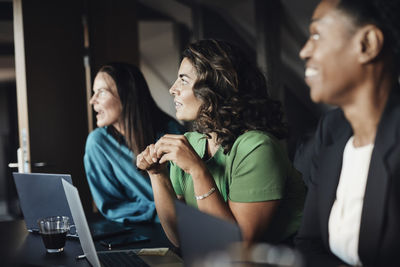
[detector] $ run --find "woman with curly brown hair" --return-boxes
[136,39,306,246]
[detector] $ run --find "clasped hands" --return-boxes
[136,134,203,176]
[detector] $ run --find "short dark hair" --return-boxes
[336,0,400,73]
[182,39,287,153]
[98,62,174,155]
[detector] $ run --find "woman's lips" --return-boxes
[305,67,318,78]
[174,101,183,109]
[95,110,104,118]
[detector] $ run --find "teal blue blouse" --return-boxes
[84,121,184,223]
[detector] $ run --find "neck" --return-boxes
[112,120,124,136]
[342,67,394,147]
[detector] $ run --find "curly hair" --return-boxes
[182,39,287,153]
[337,0,400,74]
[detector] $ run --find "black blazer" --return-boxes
[295,87,400,267]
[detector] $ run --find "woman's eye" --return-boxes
[181,79,188,85]
[98,89,108,97]
[311,33,320,41]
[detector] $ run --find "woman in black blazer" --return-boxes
[295,0,400,266]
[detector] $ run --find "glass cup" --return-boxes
[37,216,70,253]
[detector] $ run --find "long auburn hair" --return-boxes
[98,62,173,155]
[182,39,287,153]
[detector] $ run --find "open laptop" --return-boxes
[13,172,74,231]
[13,172,133,240]
[62,179,182,267]
[174,200,242,267]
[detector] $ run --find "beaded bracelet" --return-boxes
[195,187,216,200]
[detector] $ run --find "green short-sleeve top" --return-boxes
[170,130,306,243]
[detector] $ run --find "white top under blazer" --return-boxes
[328,136,374,266]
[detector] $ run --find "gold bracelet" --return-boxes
[195,187,216,200]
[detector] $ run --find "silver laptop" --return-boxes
[13,172,74,231]
[13,172,133,241]
[175,200,242,267]
[62,179,182,267]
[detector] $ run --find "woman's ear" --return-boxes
[357,25,384,64]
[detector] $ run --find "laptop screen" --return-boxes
[174,200,242,266]
[13,172,74,230]
[62,179,101,267]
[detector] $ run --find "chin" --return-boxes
[176,110,197,122]
[96,121,107,128]
[177,116,193,122]
[176,112,186,121]
[310,88,324,103]
[310,95,321,103]
[177,116,188,122]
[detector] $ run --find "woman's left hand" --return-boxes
[155,134,205,175]
[136,144,168,175]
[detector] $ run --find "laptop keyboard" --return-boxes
[98,251,149,267]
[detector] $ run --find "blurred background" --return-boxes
[0,0,328,221]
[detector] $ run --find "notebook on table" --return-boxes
[13,172,134,240]
[62,179,183,267]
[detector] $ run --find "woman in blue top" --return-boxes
[84,62,185,223]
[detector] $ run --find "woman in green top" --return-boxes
[137,39,305,246]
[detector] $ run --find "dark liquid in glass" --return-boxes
[41,230,67,249]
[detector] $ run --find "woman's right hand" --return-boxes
[154,134,206,177]
[136,144,167,175]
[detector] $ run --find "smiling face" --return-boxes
[300,0,362,106]
[169,58,203,121]
[90,72,123,130]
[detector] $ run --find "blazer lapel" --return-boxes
[358,89,400,265]
[317,119,352,249]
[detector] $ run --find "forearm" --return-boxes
[191,166,235,222]
[192,167,278,245]
[149,172,180,247]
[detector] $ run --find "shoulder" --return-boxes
[232,130,279,152]
[85,127,116,154]
[316,108,351,146]
[86,127,108,146]
[320,108,346,130]
[228,130,285,162]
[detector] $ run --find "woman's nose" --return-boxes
[89,93,97,105]
[169,82,178,95]
[299,39,312,60]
